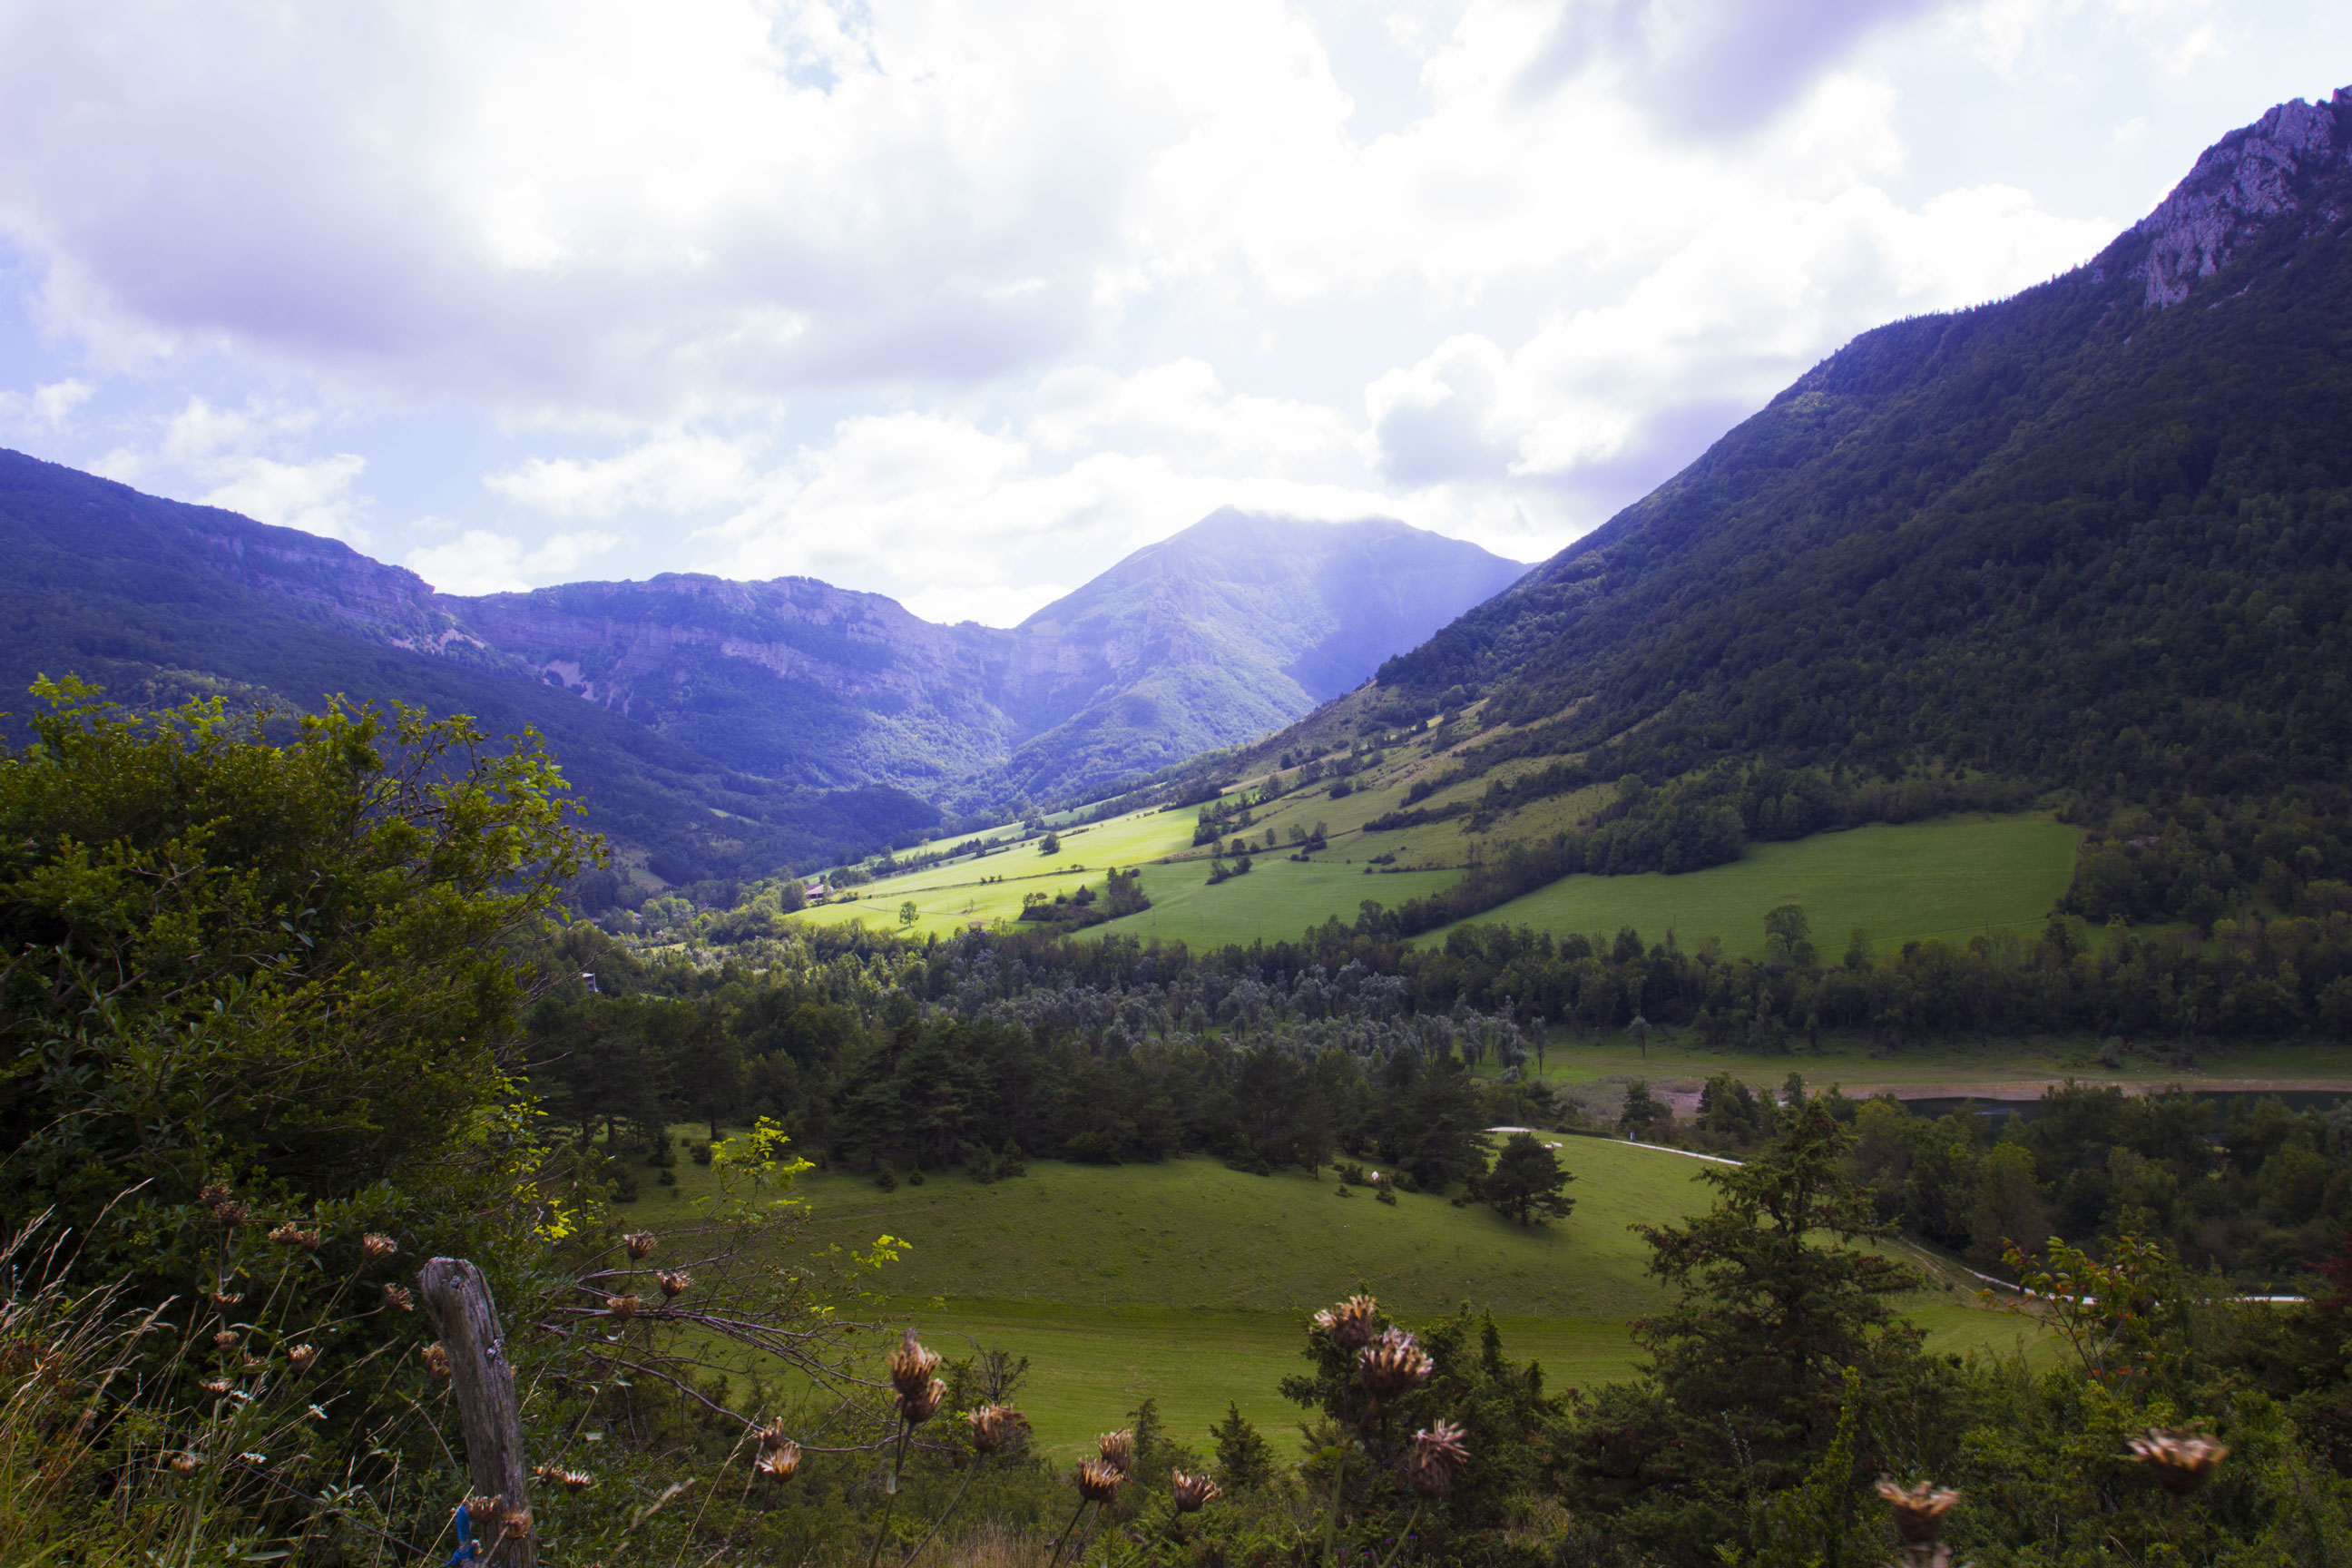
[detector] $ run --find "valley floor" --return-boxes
[645,1135,2042,1457]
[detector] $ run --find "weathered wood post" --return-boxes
[419,1258,535,1568]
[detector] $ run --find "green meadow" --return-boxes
[650,1138,2040,1457]
[1431,816,2082,959]
[1090,858,1460,949]
[788,806,1199,940]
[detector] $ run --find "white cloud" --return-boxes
[199,454,370,545]
[0,0,2337,622]
[485,436,758,516]
[406,527,620,595]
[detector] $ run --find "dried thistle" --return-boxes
[287,1344,319,1374]
[888,1328,942,1399]
[1313,1294,1380,1352]
[2129,1430,2230,1495]
[557,1469,593,1491]
[382,1283,414,1312]
[200,1184,250,1226]
[267,1222,320,1251]
[200,1378,234,1398]
[967,1404,1030,1455]
[755,1441,801,1482]
[206,1289,243,1307]
[1171,1470,1222,1513]
[901,1377,946,1425]
[1409,1420,1470,1499]
[1357,1326,1434,1403]
[756,1419,793,1452]
[1075,1457,1125,1502]
[1096,1429,1135,1475]
[212,1330,240,1351]
[464,1495,505,1534]
[657,1269,691,1298]
[1874,1479,1960,1544]
[360,1233,398,1265]
[605,1295,641,1320]
[170,1452,201,1476]
[424,1343,452,1381]
[622,1231,657,1260]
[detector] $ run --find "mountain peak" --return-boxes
[2125,87,2349,309]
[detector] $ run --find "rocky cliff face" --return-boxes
[2122,89,2349,309]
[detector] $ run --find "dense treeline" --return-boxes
[1377,169,2352,814]
[534,882,2352,1214]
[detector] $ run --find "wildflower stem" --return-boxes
[861,1418,912,1568]
[1043,1494,1095,1568]
[895,1455,987,1568]
[1323,1439,1348,1568]
[1371,1501,1424,1568]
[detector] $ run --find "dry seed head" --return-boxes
[558,1469,593,1491]
[267,1222,320,1251]
[200,1184,250,1225]
[657,1269,691,1298]
[888,1328,942,1399]
[212,1330,240,1351]
[1357,1327,1434,1403]
[1873,1479,1960,1544]
[1096,1429,1135,1475]
[1171,1470,1222,1513]
[424,1343,452,1381]
[287,1344,319,1374]
[360,1234,398,1265]
[207,1289,243,1307]
[201,1378,234,1398]
[2129,1430,2230,1495]
[171,1452,201,1476]
[1313,1295,1380,1352]
[755,1442,801,1482]
[966,1404,1030,1455]
[1410,1421,1470,1500]
[622,1231,657,1260]
[605,1295,641,1320]
[900,1377,946,1425]
[382,1283,414,1312]
[464,1496,505,1533]
[1075,1457,1125,1503]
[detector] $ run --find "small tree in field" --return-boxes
[898,900,918,926]
[1039,831,1062,855]
[1485,1132,1575,1226]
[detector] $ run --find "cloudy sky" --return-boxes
[0,2,2341,624]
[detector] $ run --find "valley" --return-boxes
[642,1134,2034,1457]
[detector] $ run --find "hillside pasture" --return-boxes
[1426,815,2081,959]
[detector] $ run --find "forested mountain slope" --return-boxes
[0,450,941,886]
[0,451,1523,885]
[454,509,1524,808]
[1347,89,2352,929]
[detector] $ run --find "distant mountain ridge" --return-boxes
[438,509,1525,808]
[0,453,1524,879]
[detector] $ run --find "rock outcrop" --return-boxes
[2129,89,2348,309]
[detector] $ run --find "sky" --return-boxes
[0,2,2343,626]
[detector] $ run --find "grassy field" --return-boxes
[788,807,1199,940]
[1429,816,2082,959]
[642,1135,2043,1455]
[1091,858,1460,949]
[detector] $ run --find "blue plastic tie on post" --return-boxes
[446,1500,478,1567]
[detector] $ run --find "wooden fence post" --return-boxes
[419,1258,536,1568]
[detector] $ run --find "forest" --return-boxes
[10,686,2352,1568]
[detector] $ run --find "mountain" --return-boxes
[0,454,1524,883]
[1225,89,2352,934]
[0,451,946,889]
[392,509,1525,809]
